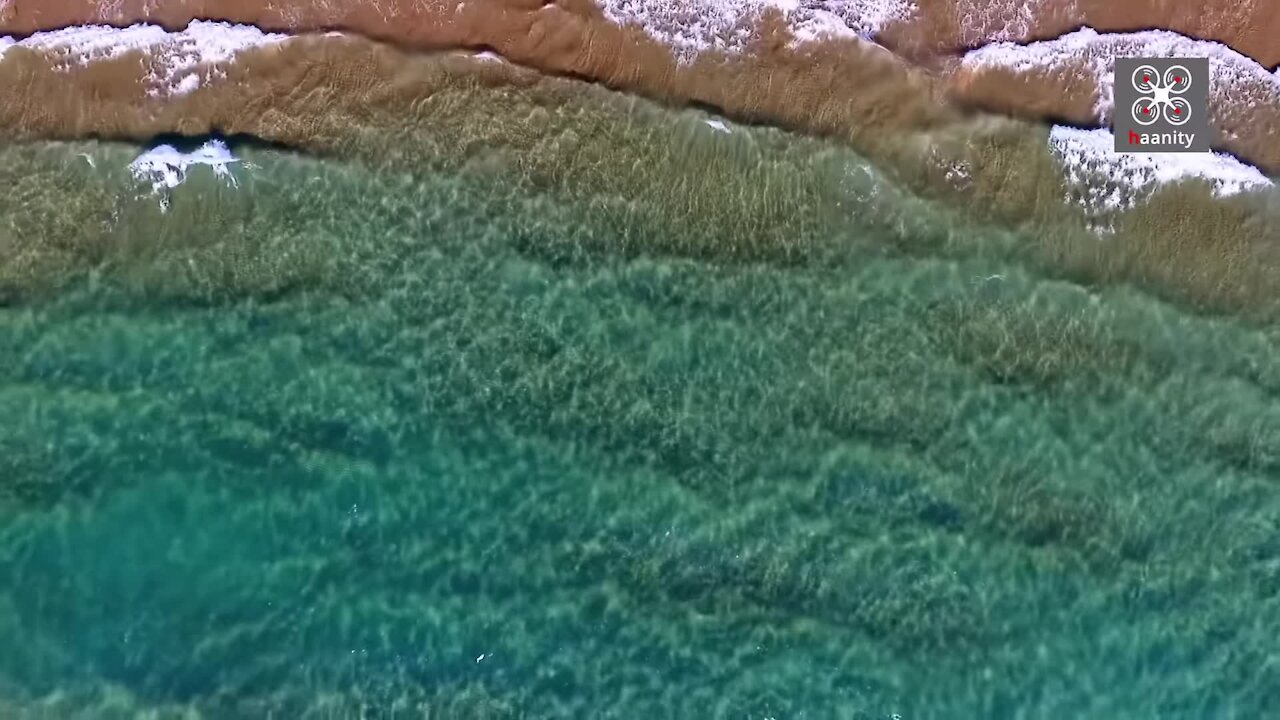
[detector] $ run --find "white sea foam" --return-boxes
[15,24,171,65]
[1048,125,1272,226]
[963,27,1280,122]
[788,0,918,44]
[951,0,1068,46]
[128,140,243,212]
[0,21,287,96]
[597,0,916,62]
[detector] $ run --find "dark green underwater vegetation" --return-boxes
[0,116,1278,719]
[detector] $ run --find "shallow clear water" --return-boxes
[0,129,1278,719]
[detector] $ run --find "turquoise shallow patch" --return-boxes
[0,134,1277,719]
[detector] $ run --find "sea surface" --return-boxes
[0,98,1278,718]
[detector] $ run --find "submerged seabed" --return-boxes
[0,106,1278,720]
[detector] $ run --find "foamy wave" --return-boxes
[128,140,243,212]
[0,21,287,96]
[597,0,916,61]
[789,1,919,44]
[952,0,1068,45]
[1049,126,1272,227]
[962,27,1280,122]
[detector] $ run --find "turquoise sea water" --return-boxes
[0,126,1278,719]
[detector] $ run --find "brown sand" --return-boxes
[1,30,1276,316]
[0,1,1277,316]
[947,55,1280,174]
[882,0,1280,68]
[3,0,1277,171]
[0,1,956,158]
[6,0,1278,67]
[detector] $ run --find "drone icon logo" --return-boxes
[1114,57,1208,153]
[1130,63,1193,126]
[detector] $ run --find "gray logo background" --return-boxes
[1114,57,1209,153]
